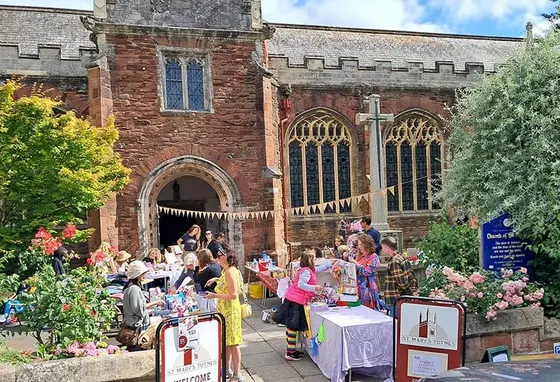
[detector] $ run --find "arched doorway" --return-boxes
[137,156,243,256]
[157,176,226,248]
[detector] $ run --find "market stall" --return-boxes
[285,258,393,381]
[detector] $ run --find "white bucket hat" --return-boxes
[127,260,149,280]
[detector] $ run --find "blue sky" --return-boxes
[0,0,556,37]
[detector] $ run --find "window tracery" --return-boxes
[384,112,443,212]
[287,110,353,214]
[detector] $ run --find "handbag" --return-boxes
[238,269,252,319]
[116,326,140,346]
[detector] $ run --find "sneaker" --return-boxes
[226,369,233,379]
[285,350,303,361]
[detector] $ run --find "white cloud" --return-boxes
[262,0,449,33]
[0,0,91,9]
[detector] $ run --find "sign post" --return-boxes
[480,213,533,272]
[394,297,466,382]
[156,312,226,382]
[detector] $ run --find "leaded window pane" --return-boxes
[386,143,399,212]
[186,60,205,111]
[338,144,351,213]
[430,142,442,209]
[289,142,304,208]
[165,59,184,110]
[322,144,336,213]
[416,144,429,210]
[306,144,320,206]
[401,144,414,211]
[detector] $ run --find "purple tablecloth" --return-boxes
[307,305,394,382]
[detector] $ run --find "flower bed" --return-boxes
[420,266,544,320]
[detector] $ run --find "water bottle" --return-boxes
[252,258,258,270]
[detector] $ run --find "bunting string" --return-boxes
[157,186,396,221]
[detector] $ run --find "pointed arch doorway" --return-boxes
[137,156,243,256]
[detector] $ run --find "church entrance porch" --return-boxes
[137,155,243,257]
[157,176,226,248]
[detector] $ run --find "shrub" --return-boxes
[417,218,479,273]
[18,265,116,351]
[420,266,543,320]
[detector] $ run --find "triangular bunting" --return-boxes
[388,186,395,196]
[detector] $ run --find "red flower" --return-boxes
[90,310,95,316]
[86,258,94,266]
[62,223,77,239]
[62,304,70,312]
[94,251,105,263]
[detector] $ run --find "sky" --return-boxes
[0,0,556,37]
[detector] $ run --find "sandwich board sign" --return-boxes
[156,313,226,382]
[394,296,466,382]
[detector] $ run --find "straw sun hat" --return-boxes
[116,250,132,262]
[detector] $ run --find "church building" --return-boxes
[0,1,525,265]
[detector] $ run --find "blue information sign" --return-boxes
[480,214,532,271]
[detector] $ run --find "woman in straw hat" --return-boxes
[120,261,165,349]
[115,250,132,273]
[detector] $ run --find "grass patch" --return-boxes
[0,341,31,366]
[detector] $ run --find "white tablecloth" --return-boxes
[307,305,393,382]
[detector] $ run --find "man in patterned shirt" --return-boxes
[381,236,418,317]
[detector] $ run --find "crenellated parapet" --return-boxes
[268,55,495,89]
[268,24,524,89]
[0,44,96,78]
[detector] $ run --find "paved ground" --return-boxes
[3,296,385,381]
[237,297,385,382]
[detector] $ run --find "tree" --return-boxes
[440,31,560,258]
[543,0,560,28]
[0,81,130,249]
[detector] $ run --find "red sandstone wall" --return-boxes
[105,34,279,257]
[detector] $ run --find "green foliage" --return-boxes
[543,0,560,27]
[0,341,31,366]
[440,31,560,258]
[0,272,20,300]
[0,81,130,250]
[18,265,116,350]
[417,218,480,273]
[531,255,560,317]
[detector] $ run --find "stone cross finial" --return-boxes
[355,95,394,230]
[526,22,534,49]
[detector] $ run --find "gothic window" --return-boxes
[163,55,208,111]
[384,112,443,212]
[287,110,353,214]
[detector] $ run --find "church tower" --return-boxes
[83,0,286,262]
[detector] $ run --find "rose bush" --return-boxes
[420,266,543,320]
[18,265,116,352]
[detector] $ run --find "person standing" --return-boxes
[273,251,334,361]
[207,232,226,259]
[347,234,382,310]
[360,216,381,255]
[381,237,418,317]
[52,246,68,275]
[177,224,201,252]
[204,250,243,381]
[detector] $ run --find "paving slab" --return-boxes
[242,350,290,369]
[247,362,302,381]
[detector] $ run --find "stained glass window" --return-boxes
[385,143,399,212]
[306,144,320,206]
[187,60,205,111]
[163,55,208,111]
[165,58,183,110]
[287,110,353,214]
[289,141,304,208]
[322,144,335,213]
[384,112,443,212]
[338,144,351,213]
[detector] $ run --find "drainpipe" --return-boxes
[279,87,293,261]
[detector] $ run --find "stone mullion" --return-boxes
[317,143,324,215]
[182,57,189,109]
[301,143,308,216]
[333,143,340,214]
[397,143,403,212]
[426,143,432,211]
[412,143,418,211]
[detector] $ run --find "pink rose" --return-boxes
[520,267,527,274]
[477,292,484,298]
[497,293,503,299]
